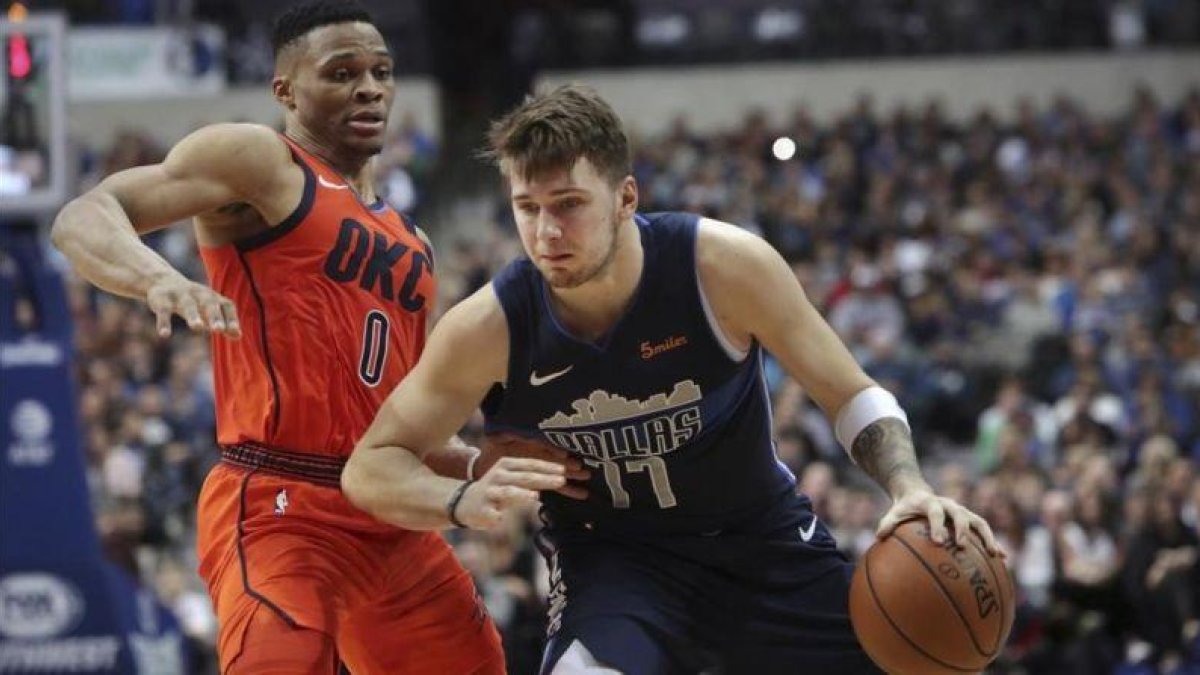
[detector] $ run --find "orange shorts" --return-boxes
[196,461,504,674]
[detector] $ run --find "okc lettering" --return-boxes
[543,407,701,460]
[323,218,430,310]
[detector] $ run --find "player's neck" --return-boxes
[548,219,643,342]
[284,129,375,196]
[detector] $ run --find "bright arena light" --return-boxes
[772,136,796,161]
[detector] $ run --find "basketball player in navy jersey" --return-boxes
[342,85,1003,674]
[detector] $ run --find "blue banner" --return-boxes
[0,228,186,674]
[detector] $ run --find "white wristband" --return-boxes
[834,386,910,453]
[465,448,481,481]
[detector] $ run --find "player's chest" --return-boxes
[298,209,434,312]
[517,328,720,437]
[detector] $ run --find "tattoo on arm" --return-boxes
[850,418,925,495]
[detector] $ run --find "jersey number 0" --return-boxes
[359,310,389,386]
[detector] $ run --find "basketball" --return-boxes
[849,518,1015,674]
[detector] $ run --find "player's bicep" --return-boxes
[98,164,240,235]
[368,359,483,460]
[362,286,507,457]
[754,275,873,413]
[699,220,872,414]
[99,124,291,234]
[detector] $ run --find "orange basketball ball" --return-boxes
[849,518,1015,674]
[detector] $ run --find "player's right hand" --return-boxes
[455,457,567,530]
[145,274,242,339]
[479,432,590,500]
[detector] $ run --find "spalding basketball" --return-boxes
[849,518,1015,674]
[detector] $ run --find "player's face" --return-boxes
[289,22,394,159]
[509,158,634,289]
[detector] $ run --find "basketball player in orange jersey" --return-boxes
[49,1,578,672]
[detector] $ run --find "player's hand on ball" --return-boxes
[876,488,1005,557]
[480,433,590,500]
[146,274,242,339]
[457,457,570,529]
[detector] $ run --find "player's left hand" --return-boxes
[479,433,591,500]
[876,487,1005,558]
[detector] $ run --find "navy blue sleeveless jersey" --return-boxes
[482,212,796,534]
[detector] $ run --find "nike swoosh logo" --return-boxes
[799,516,819,542]
[530,365,573,386]
[317,175,350,190]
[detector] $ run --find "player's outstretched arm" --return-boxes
[50,123,299,338]
[696,219,1001,555]
[343,286,568,530]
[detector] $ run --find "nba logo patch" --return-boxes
[274,488,289,516]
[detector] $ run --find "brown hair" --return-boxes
[483,84,631,186]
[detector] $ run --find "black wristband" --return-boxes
[447,480,474,529]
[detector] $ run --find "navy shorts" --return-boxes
[537,493,881,675]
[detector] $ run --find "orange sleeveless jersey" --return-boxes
[199,136,436,457]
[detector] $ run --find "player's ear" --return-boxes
[618,176,638,219]
[273,75,296,110]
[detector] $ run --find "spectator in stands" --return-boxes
[1122,491,1199,662]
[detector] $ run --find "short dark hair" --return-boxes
[484,84,631,187]
[272,0,374,56]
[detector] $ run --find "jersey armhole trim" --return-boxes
[235,147,316,252]
[490,280,518,392]
[694,220,750,362]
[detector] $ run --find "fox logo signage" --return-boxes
[0,573,84,639]
[1,229,186,673]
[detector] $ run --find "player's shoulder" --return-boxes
[438,283,507,338]
[167,123,294,198]
[695,216,776,273]
[174,123,289,161]
[427,284,509,380]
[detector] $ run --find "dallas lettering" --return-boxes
[543,407,702,460]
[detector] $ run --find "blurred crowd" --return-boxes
[618,84,1200,673]
[761,0,1200,56]
[58,83,1200,674]
[36,0,1200,77]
